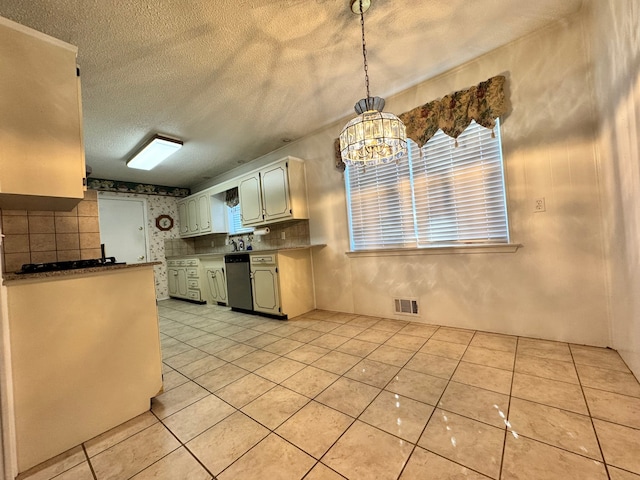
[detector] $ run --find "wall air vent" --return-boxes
[394,298,419,316]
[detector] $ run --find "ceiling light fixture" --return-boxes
[126,134,183,170]
[339,0,407,167]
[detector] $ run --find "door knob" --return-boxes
[138,226,143,230]
[138,255,145,260]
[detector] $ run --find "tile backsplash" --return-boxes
[1,190,101,273]
[164,220,311,257]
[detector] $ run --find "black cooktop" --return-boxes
[16,257,124,274]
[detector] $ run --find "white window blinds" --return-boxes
[227,204,253,235]
[346,120,509,251]
[346,157,415,249]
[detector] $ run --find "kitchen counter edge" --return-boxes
[167,244,326,260]
[2,262,161,284]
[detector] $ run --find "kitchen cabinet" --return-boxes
[0,16,86,211]
[249,249,314,318]
[167,260,187,297]
[238,157,308,227]
[4,265,162,472]
[167,258,203,302]
[178,191,228,237]
[177,200,189,235]
[250,255,280,315]
[200,256,228,305]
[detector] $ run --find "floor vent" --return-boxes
[394,298,419,316]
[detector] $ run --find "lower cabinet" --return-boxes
[200,255,228,305]
[168,264,187,297]
[250,257,280,315]
[250,249,314,319]
[167,258,203,302]
[167,249,314,316]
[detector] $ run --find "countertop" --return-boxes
[2,261,161,284]
[166,244,326,260]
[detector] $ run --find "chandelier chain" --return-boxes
[359,0,370,100]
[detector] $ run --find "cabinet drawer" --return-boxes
[186,268,199,278]
[187,290,201,301]
[176,260,186,266]
[187,279,199,289]
[167,260,177,267]
[186,259,199,266]
[251,255,275,265]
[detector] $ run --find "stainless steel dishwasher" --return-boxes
[224,254,253,312]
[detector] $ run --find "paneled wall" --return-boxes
[588,0,640,376]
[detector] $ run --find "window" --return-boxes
[345,120,509,251]
[227,203,253,235]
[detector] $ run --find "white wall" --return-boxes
[587,0,640,376]
[199,10,612,347]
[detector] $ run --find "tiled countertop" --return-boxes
[2,262,161,284]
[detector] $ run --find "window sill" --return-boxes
[345,243,522,258]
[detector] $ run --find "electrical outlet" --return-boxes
[211,241,216,247]
[534,197,546,212]
[280,231,286,240]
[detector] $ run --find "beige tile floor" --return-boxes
[19,300,640,480]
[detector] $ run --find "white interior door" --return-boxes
[98,196,149,264]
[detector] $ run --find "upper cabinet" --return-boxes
[238,157,308,227]
[0,17,86,211]
[178,192,228,237]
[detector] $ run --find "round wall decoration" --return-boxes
[155,214,174,231]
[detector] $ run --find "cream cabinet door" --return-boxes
[251,265,280,315]
[261,162,291,222]
[0,17,85,210]
[238,174,263,225]
[205,267,227,304]
[176,269,188,297]
[186,197,199,234]
[168,268,179,296]
[198,194,212,233]
[177,200,189,236]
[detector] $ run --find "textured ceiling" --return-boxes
[0,0,583,188]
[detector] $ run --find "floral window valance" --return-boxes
[399,75,507,147]
[225,187,239,207]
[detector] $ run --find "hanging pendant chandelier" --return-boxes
[339,0,407,167]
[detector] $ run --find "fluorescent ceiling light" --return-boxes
[126,135,183,170]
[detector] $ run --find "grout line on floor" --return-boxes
[81,444,97,480]
[571,342,612,480]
